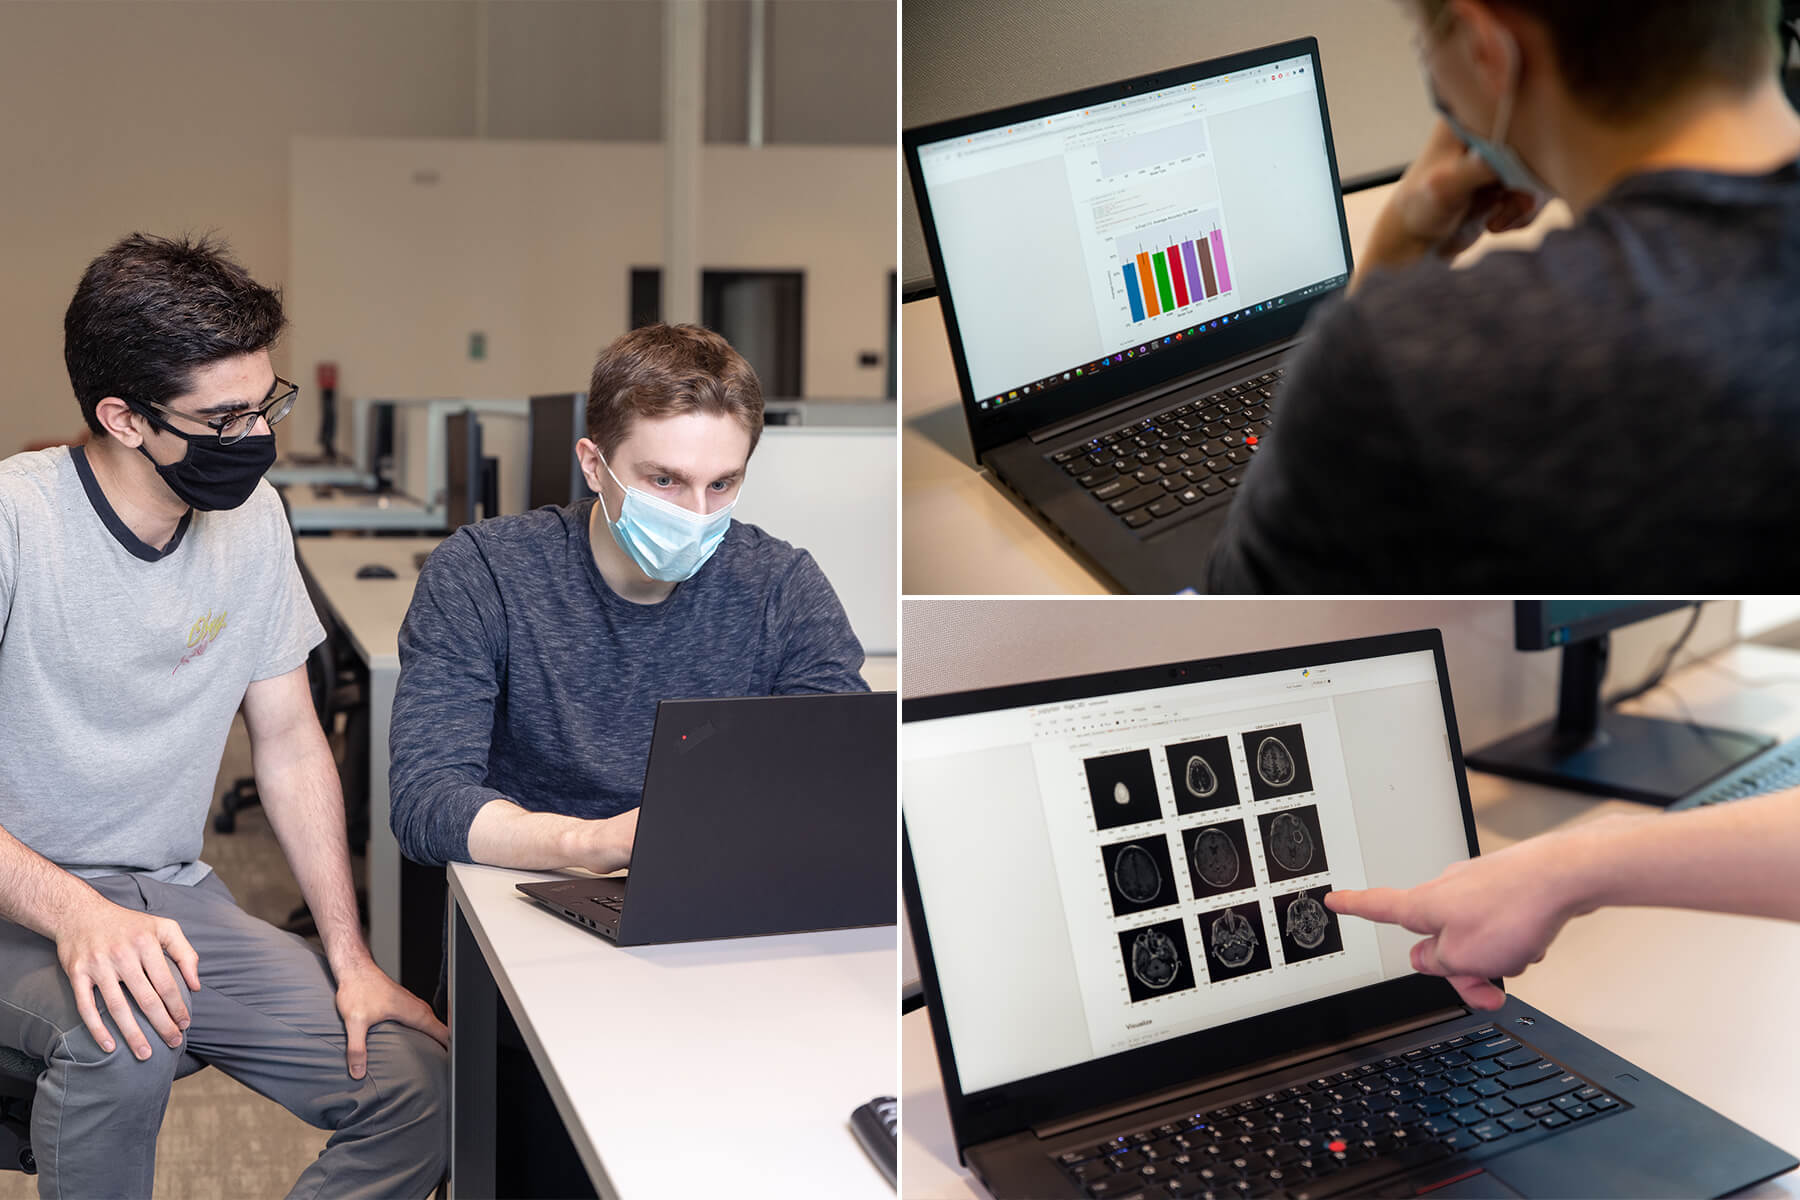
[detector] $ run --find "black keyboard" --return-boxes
[1048,369,1283,536]
[596,895,624,912]
[1052,1024,1625,1200]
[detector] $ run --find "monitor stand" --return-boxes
[1465,635,1772,807]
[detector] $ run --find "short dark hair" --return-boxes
[63,233,286,436]
[1417,0,1781,119]
[585,323,764,459]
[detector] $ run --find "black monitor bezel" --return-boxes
[902,629,1483,1158]
[903,37,1354,460]
[1512,600,1693,652]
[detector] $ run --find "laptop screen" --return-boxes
[903,644,1471,1096]
[914,48,1351,415]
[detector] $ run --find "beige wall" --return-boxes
[0,0,895,454]
[287,137,895,419]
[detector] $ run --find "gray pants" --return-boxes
[0,871,446,1199]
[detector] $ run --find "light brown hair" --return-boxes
[1414,0,1780,120]
[585,323,764,459]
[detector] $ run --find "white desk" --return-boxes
[901,642,1800,1198]
[901,183,1569,594]
[268,460,373,490]
[286,489,444,535]
[295,535,444,977]
[447,861,896,1199]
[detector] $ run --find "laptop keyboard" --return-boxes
[1049,369,1283,536]
[596,895,624,912]
[1051,1024,1625,1200]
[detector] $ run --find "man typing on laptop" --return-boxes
[1205,0,1800,591]
[388,322,867,881]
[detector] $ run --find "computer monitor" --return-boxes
[445,409,482,533]
[364,401,395,492]
[527,393,595,510]
[1464,601,1773,806]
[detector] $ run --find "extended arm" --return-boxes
[243,665,446,1074]
[1328,790,1800,1009]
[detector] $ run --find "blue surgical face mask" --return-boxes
[1424,14,1553,199]
[594,451,736,582]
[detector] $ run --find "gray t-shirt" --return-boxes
[0,446,324,882]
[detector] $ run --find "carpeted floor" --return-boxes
[1,714,357,1198]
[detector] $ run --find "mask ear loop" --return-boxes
[593,448,627,524]
[1489,27,1522,149]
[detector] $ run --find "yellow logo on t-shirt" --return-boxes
[174,608,229,674]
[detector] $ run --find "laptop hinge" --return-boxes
[1031,1005,1468,1141]
[1028,337,1301,446]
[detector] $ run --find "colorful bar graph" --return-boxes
[1209,229,1233,293]
[1181,241,1203,302]
[1152,250,1174,313]
[1136,251,1160,318]
[1121,265,1145,321]
[1166,244,1190,307]
[1196,237,1218,298]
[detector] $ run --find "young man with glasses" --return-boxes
[1204,0,1800,592]
[0,233,448,1197]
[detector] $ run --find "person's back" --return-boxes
[1205,0,1800,592]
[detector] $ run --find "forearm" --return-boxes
[1560,791,1800,922]
[0,821,102,939]
[257,725,370,973]
[466,798,590,870]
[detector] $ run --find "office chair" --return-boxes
[0,1045,207,1176]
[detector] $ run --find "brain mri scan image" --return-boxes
[1256,805,1330,883]
[1116,918,1198,1001]
[1085,749,1164,831]
[1256,736,1296,787]
[1185,755,1219,799]
[1101,835,1179,917]
[1191,827,1240,889]
[1209,908,1258,968]
[1182,819,1254,901]
[1194,901,1274,981]
[1163,736,1239,815]
[1266,811,1314,873]
[1112,844,1162,904]
[1275,885,1345,963]
[1285,895,1329,949]
[1130,926,1183,988]
[1238,724,1314,801]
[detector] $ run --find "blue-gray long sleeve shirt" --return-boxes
[389,500,868,866]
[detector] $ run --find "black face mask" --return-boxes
[137,428,277,511]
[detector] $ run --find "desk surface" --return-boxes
[901,642,1800,1198]
[901,183,1568,594]
[448,861,897,1199]
[295,535,442,669]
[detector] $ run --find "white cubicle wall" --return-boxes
[732,426,898,657]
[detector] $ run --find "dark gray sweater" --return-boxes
[389,501,868,866]
[1206,160,1800,592]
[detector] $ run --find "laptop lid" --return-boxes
[617,692,898,945]
[901,631,1482,1157]
[905,37,1354,460]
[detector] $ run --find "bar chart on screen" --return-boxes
[1115,213,1235,323]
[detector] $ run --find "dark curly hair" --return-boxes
[63,232,286,436]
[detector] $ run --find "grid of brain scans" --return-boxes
[1036,703,1380,1055]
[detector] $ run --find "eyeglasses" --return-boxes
[141,376,299,446]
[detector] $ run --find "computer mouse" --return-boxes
[356,564,397,580]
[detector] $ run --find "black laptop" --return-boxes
[901,631,1795,1198]
[904,38,1354,593]
[519,692,896,946]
